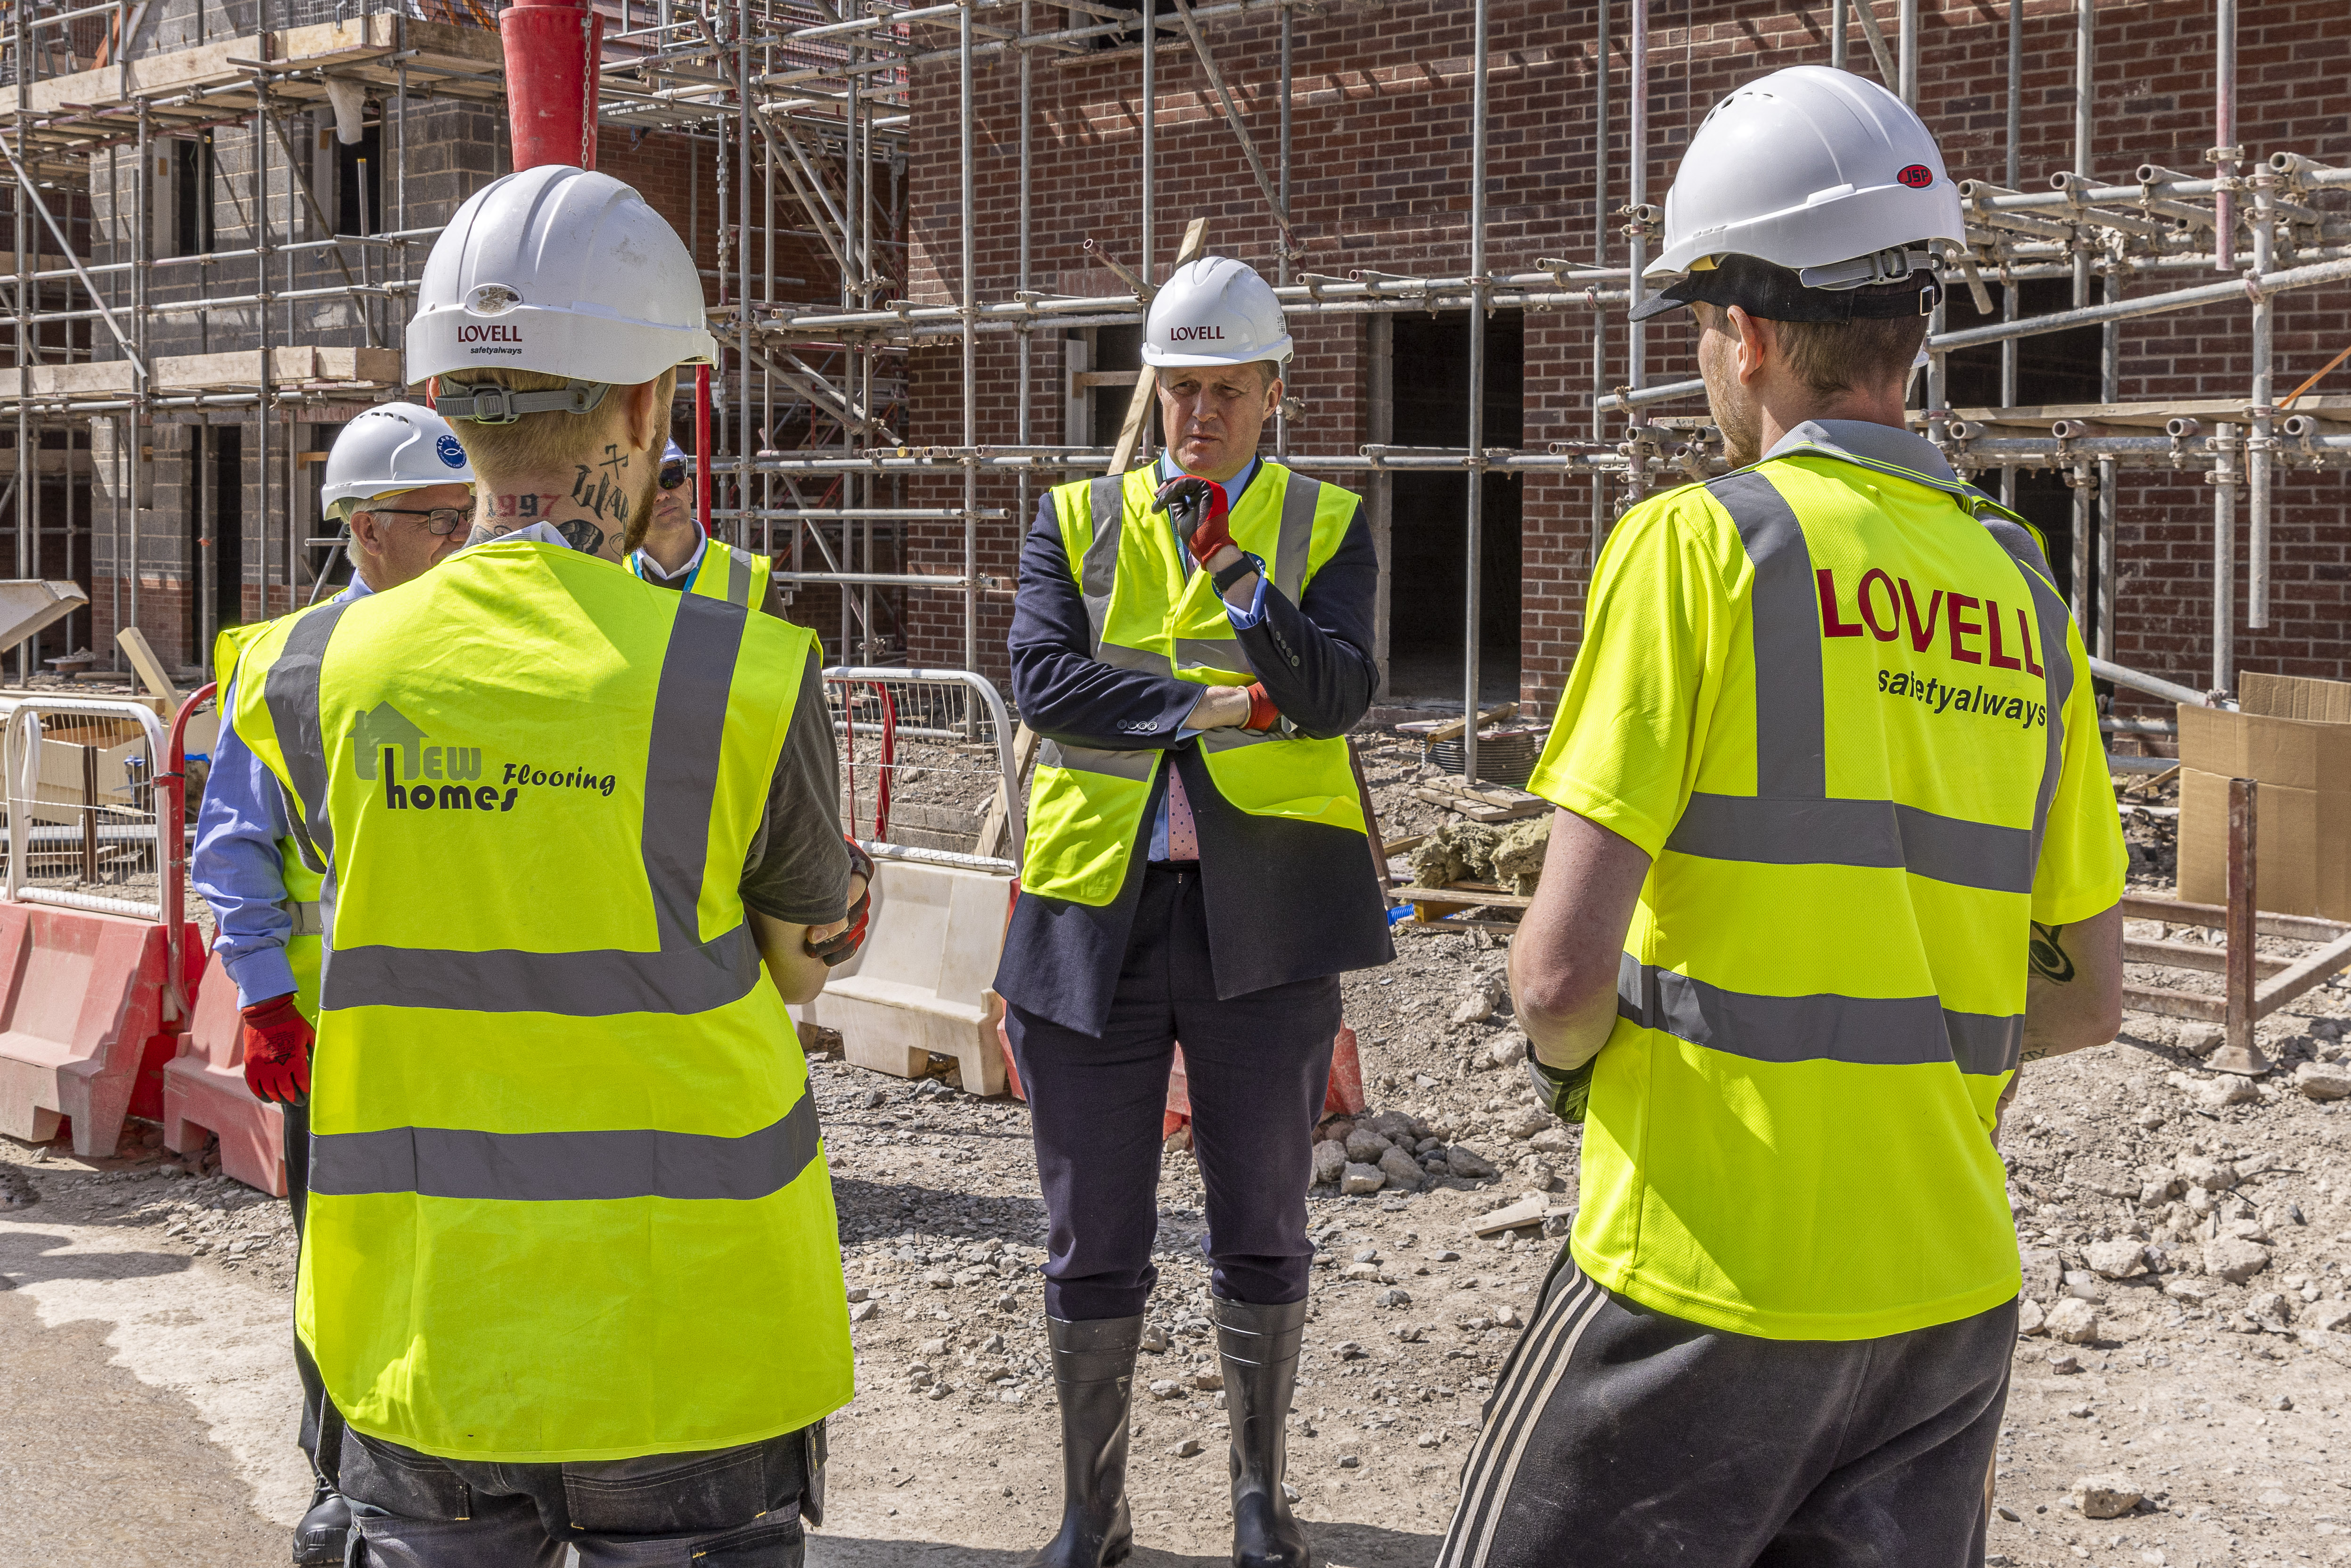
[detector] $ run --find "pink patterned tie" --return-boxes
[1164,763,1201,862]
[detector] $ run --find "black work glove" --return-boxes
[1151,475,1233,566]
[1527,1054,1595,1125]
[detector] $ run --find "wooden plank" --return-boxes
[1420,701,1517,745]
[1470,1195,1554,1235]
[2123,983,2227,1024]
[114,627,181,707]
[1106,216,1210,477]
[2124,938,2288,978]
[1393,882,1534,910]
[2255,929,2351,1020]
[2120,892,2348,944]
[1408,785,1546,824]
[974,721,1039,861]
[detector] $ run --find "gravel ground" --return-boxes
[5,749,2350,1566]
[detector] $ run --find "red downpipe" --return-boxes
[502,0,602,173]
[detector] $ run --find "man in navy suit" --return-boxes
[998,256,1391,1568]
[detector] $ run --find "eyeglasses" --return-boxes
[366,507,473,537]
[659,460,689,491]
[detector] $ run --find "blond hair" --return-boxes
[438,367,678,476]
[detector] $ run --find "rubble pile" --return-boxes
[1408,815,1551,894]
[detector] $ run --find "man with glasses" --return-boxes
[190,400,476,1568]
[630,437,780,612]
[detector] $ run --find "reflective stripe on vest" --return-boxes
[315,1091,821,1201]
[1640,466,2070,1080]
[225,540,852,1462]
[686,541,767,610]
[1020,463,1366,906]
[1614,952,2028,1078]
[217,617,329,1020]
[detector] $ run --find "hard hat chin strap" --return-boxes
[1796,247,1940,294]
[438,379,612,425]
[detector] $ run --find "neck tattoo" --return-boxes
[466,444,640,561]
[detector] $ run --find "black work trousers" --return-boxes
[1006,865,1340,1322]
[1438,1253,2015,1568]
[340,1426,820,1567]
[284,1097,347,1486]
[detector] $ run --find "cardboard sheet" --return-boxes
[2176,677,2351,920]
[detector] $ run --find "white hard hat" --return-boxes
[321,402,475,511]
[1635,66,1966,321]
[407,164,716,423]
[1143,256,1294,368]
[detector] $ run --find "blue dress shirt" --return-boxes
[192,576,372,1006]
[629,531,710,591]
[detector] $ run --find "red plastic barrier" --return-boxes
[161,953,287,1197]
[0,904,200,1157]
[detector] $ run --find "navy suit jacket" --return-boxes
[994,462,1395,1038]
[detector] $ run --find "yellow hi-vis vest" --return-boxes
[662,538,773,609]
[215,618,328,1024]
[1530,431,2115,1341]
[229,538,852,1462]
[1021,462,1366,906]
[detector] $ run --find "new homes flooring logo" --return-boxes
[347,704,617,814]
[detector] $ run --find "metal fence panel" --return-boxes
[821,666,1021,873]
[2,697,172,921]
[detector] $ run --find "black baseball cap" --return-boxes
[1631,251,1943,323]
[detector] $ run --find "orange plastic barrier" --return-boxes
[0,904,198,1157]
[160,953,287,1196]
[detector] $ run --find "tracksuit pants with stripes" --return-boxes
[1438,1250,2016,1568]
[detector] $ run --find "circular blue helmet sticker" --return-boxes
[436,433,466,468]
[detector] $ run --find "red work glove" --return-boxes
[240,994,313,1106]
[1242,682,1282,733]
[1152,475,1234,568]
[806,836,876,968]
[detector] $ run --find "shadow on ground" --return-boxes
[808,1522,1444,1568]
[0,1224,192,1288]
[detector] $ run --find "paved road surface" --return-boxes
[1,1200,1422,1566]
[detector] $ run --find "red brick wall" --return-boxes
[892,0,2351,715]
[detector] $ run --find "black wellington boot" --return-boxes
[291,1478,352,1566]
[1029,1315,1143,1568]
[1214,1296,1313,1568]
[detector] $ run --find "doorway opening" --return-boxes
[188,424,245,664]
[1941,278,2103,607]
[1383,310,1522,706]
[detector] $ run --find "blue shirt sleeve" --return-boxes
[1219,552,1273,629]
[190,679,301,1007]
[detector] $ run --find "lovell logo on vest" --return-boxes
[350,704,616,812]
[1814,569,2052,732]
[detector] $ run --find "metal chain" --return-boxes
[715,106,730,303]
[579,6,594,169]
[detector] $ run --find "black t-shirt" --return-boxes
[743,649,853,926]
[640,555,849,926]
